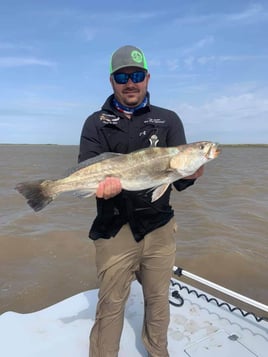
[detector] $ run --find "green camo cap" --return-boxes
[110,45,148,74]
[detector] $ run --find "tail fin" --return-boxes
[15,180,55,212]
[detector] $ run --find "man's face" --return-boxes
[110,66,150,108]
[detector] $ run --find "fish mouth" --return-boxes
[206,143,221,159]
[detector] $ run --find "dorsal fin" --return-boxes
[67,152,123,175]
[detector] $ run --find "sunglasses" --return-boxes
[113,71,146,84]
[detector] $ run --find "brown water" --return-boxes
[0,144,267,314]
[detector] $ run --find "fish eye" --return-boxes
[199,144,205,150]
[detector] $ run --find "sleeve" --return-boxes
[166,111,187,146]
[78,114,103,163]
[166,111,196,192]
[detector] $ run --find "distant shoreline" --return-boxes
[0,143,267,147]
[220,144,268,147]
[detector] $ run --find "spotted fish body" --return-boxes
[15,141,220,212]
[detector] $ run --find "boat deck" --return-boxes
[0,277,267,356]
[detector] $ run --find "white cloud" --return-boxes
[83,27,97,42]
[174,13,214,26]
[0,98,81,118]
[180,93,268,123]
[174,93,268,143]
[166,59,179,71]
[183,55,195,70]
[182,36,214,55]
[197,56,216,65]
[175,3,267,26]
[147,58,161,68]
[227,3,264,22]
[193,54,268,66]
[91,11,160,22]
[0,57,56,68]
[0,42,33,51]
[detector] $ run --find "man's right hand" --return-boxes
[96,177,122,200]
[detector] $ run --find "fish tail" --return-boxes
[15,179,56,212]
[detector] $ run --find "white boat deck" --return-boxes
[0,277,267,356]
[168,278,267,356]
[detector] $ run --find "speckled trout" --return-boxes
[15,141,220,212]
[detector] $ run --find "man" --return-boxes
[79,45,203,357]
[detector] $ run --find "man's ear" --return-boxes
[110,75,115,90]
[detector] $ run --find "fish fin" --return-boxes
[15,180,55,212]
[73,190,95,198]
[151,184,170,202]
[68,152,123,175]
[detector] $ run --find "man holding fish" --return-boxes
[78,45,205,357]
[16,45,220,357]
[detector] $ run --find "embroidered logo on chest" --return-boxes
[99,113,120,124]
[144,118,166,124]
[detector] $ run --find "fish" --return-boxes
[15,141,220,212]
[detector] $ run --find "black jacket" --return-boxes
[79,94,195,242]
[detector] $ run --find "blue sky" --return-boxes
[0,0,267,144]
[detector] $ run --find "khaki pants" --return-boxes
[89,219,177,357]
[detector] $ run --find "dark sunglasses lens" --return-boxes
[113,73,128,84]
[113,71,146,84]
[131,71,146,83]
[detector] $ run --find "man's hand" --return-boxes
[184,165,204,180]
[96,177,122,200]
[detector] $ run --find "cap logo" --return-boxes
[131,50,143,63]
